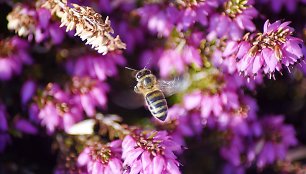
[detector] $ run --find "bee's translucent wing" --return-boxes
[158,75,190,97]
[66,119,95,135]
[111,90,145,109]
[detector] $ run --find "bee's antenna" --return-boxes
[125,67,138,71]
[144,57,152,69]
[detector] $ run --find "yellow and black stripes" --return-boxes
[145,90,168,121]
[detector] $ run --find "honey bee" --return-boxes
[126,67,187,121]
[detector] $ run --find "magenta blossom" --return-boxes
[208,0,257,40]
[69,76,109,116]
[137,1,217,37]
[122,130,181,174]
[30,83,83,134]
[165,105,203,147]
[0,37,32,80]
[7,4,64,44]
[66,52,126,81]
[223,20,304,78]
[158,45,202,77]
[21,80,36,105]
[256,116,297,168]
[78,140,123,174]
[14,118,38,135]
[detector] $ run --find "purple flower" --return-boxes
[30,83,83,134]
[223,20,304,78]
[165,105,203,147]
[122,130,181,174]
[158,45,202,77]
[0,37,32,80]
[66,53,126,81]
[7,4,64,44]
[70,76,109,116]
[98,0,136,13]
[222,163,245,174]
[207,0,257,40]
[78,140,123,174]
[113,21,145,53]
[137,1,217,36]
[0,104,8,132]
[14,118,38,135]
[21,80,36,105]
[0,104,10,152]
[256,116,297,168]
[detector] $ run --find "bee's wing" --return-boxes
[158,74,190,97]
[111,90,145,109]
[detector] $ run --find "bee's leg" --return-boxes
[134,86,141,93]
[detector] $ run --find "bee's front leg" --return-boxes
[134,86,141,94]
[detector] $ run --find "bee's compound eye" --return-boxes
[136,72,142,79]
[143,77,153,87]
[144,69,151,75]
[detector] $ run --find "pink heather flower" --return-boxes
[122,130,181,174]
[137,5,179,37]
[165,105,203,146]
[207,0,257,40]
[7,5,64,44]
[176,1,218,31]
[66,53,126,81]
[113,21,145,54]
[183,89,241,125]
[21,80,36,105]
[256,116,297,168]
[98,0,135,13]
[14,118,38,135]
[31,83,83,134]
[0,37,32,80]
[137,1,217,36]
[70,76,109,116]
[158,45,202,77]
[223,20,304,78]
[78,140,123,174]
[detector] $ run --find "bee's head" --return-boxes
[135,69,151,81]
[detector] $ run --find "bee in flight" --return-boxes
[126,67,186,121]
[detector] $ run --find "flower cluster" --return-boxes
[78,140,123,174]
[223,20,304,78]
[137,0,217,36]
[122,130,181,174]
[0,0,305,173]
[0,37,32,80]
[30,83,83,134]
[43,0,126,54]
[7,3,64,44]
[208,0,258,40]
[66,52,126,81]
[220,114,297,170]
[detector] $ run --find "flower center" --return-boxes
[224,0,249,18]
[70,77,96,94]
[89,143,112,164]
[134,131,165,156]
[247,28,292,60]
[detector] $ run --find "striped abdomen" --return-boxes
[145,90,168,121]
